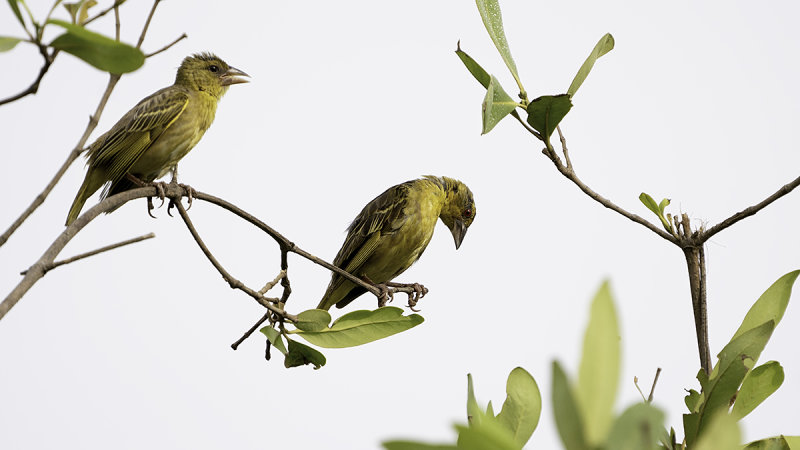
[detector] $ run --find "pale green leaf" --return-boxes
[486,400,494,418]
[525,94,572,144]
[456,43,490,89]
[382,441,458,450]
[294,309,331,332]
[259,326,288,355]
[475,0,524,96]
[743,436,791,450]
[693,411,741,450]
[567,33,614,97]
[785,436,800,449]
[481,75,517,134]
[605,403,666,450]
[456,418,520,450]
[7,0,24,27]
[496,367,541,446]
[577,280,619,446]
[48,19,144,74]
[295,307,423,348]
[638,192,673,232]
[0,36,21,52]
[733,270,799,340]
[731,361,784,421]
[552,361,588,450]
[467,373,482,426]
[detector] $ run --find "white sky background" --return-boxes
[2,1,800,448]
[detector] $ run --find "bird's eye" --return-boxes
[462,209,472,219]
[208,65,219,73]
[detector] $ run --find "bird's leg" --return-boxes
[166,165,196,215]
[363,275,393,307]
[126,173,166,218]
[385,281,428,312]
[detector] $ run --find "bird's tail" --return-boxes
[65,171,105,226]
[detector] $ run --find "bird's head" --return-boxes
[435,176,476,250]
[175,52,249,98]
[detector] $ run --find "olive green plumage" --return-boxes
[65,53,249,225]
[317,176,476,310]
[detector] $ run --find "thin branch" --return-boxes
[146,33,187,58]
[136,0,162,49]
[702,173,800,242]
[647,367,662,403]
[511,110,543,141]
[173,200,297,322]
[0,45,56,106]
[556,125,573,170]
[20,232,155,275]
[231,312,271,350]
[83,0,127,26]
[258,270,286,296]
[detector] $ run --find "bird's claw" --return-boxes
[145,181,168,218]
[406,283,428,312]
[376,284,393,307]
[166,182,196,216]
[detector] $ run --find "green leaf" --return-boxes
[485,401,494,418]
[693,411,741,450]
[577,280,619,446]
[63,2,81,23]
[455,419,520,450]
[467,373,482,426]
[294,307,423,348]
[7,0,24,27]
[731,361,784,421]
[605,403,666,450]
[259,326,288,355]
[552,361,588,450]
[525,94,573,144]
[475,0,525,97]
[496,367,541,447]
[684,388,701,412]
[456,43,490,89]
[382,441,458,450]
[0,36,21,52]
[638,192,673,233]
[294,309,331,332]
[567,33,615,97]
[481,75,518,134]
[732,270,799,340]
[744,436,791,450]
[48,19,144,74]
[785,436,800,449]
[283,338,326,369]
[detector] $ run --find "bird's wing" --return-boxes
[90,87,190,184]
[333,181,413,275]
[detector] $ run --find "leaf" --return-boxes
[693,411,741,450]
[78,0,97,25]
[294,309,331,332]
[577,280,619,446]
[456,42,490,89]
[48,19,144,74]
[475,0,524,97]
[0,36,21,52]
[383,442,458,450]
[455,419,520,450]
[605,403,666,450]
[638,192,673,233]
[552,361,588,450]
[467,373,482,426]
[684,388,702,413]
[525,94,573,144]
[731,361,784,421]
[785,436,800,449]
[482,76,518,134]
[294,307,423,348]
[496,367,541,447]
[259,326,288,355]
[485,401,494,418]
[732,270,799,341]
[567,33,615,97]
[7,0,24,27]
[283,338,326,369]
[744,436,791,450]
[63,2,81,23]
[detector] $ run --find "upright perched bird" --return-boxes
[317,176,476,311]
[65,52,249,225]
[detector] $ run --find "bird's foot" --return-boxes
[166,182,196,216]
[375,284,393,307]
[146,181,168,218]
[385,281,428,312]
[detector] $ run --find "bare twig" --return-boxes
[647,367,662,403]
[259,270,287,295]
[0,44,56,106]
[136,0,162,49]
[146,33,188,58]
[231,312,271,350]
[83,0,127,26]
[173,200,296,322]
[20,232,155,275]
[556,125,573,170]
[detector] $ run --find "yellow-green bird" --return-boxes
[65,52,249,226]
[317,176,476,311]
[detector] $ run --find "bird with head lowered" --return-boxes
[65,52,249,226]
[318,175,476,311]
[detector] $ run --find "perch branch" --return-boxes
[20,232,155,275]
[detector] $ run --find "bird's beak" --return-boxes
[221,66,250,86]
[449,219,468,250]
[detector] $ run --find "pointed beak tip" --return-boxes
[221,67,251,86]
